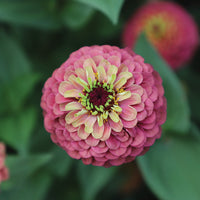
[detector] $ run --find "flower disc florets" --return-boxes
[122,2,199,69]
[41,45,167,167]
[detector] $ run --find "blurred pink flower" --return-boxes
[122,2,199,69]
[0,143,9,184]
[41,45,166,167]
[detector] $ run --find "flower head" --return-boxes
[41,45,166,167]
[0,143,9,184]
[122,2,199,69]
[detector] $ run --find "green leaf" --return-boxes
[75,0,124,24]
[0,0,60,30]
[134,34,190,134]
[47,147,73,177]
[0,107,37,154]
[0,73,41,113]
[77,162,118,200]
[137,126,200,200]
[177,68,200,123]
[61,1,94,30]
[1,158,52,200]
[2,154,52,190]
[0,31,31,83]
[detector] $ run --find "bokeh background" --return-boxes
[0,0,200,199]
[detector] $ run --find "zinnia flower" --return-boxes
[122,2,199,69]
[0,143,9,184]
[41,45,166,167]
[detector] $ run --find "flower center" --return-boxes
[89,87,111,106]
[145,14,167,40]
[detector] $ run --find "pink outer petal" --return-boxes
[67,150,81,159]
[91,145,108,154]
[109,158,125,166]
[83,58,97,72]
[145,125,159,137]
[92,122,104,139]
[58,81,74,96]
[107,56,121,67]
[85,135,99,146]
[55,93,70,104]
[105,136,120,150]
[120,105,137,121]
[121,118,138,128]
[82,158,93,165]
[109,147,127,156]
[100,122,111,141]
[108,118,123,132]
[78,125,90,140]
[131,128,146,147]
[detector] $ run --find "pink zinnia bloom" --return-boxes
[41,45,166,167]
[0,143,9,184]
[122,2,199,69]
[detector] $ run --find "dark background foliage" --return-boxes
[0,0,200,199]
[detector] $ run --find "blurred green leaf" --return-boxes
[75,0,124,24]
[0,73,41,113]
[177,68,200,123]
[134,34,190,134]
[0,31,31,83]
[1,156,52,200]
[47,147,73,177]
[61,1,94,30]
[0,107,37,154]
[78,162,117,200]
[0,0,60,29]
[137,126,200,200]
[2,154,52,190]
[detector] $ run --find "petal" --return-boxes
[107,56,121,67]
[55,93,71,104]
[109,118,123,132]
[75,68,87,81]
[99,59,112,73]
[118,63,129,73]
[117,91,131,101]
[75,109,88,117]
[78,125,90,140]
[107,64,118,77]
[65,110,79,124]
[84,115,96,133]
[75,77,89,89]
[92,55,104,66]
[65,102,82,111]
[123,93,141,105]
[72,114,88,127]
[83,58,97,72]
[58,81,74,96]
[92,121,104,139]
[85,135,99,146]
[64,89,81,98]
[109,111,120,123]
[68,74,82,89]
[97,114,103,127]
[105,136,120,150]
[121,118,138,128]
[85,65,95,82]
[129,84,144,96]
[116,71,133,82]
[120,105,137,121]
[100,122,111,141]
[97,65,106,82]
[114,77,127,90]
[131,128,146,147]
